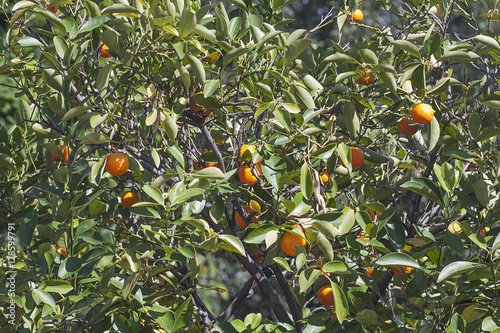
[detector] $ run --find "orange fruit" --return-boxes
[358,231,369,243]
[42,1,58,13]
[398,116,419,135]
[468,152,481,169]
[368,210,382,222]
[393,266,413,275]
[99,44,112,58]
[357,68,375,85]
[189,92,212,117]
[56,246,68,258]
[317,285,335,306]
[479,227,490,237]
[320,170,329,185]
[351,9,363,22]
[280,225,307,256]
[411,103,434,124]
[121,191,140,209]
[235,205,260,228]
[51,145,70,163]
[239,144,256,161]
[341,147,365,169]
[106,152,129,176]
[365,267,373,276]
[238,164,262,185]
[205,161,219,168]
[254,252,266,265]
[331,309,337,320]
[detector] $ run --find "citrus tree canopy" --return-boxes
[1,0,500,332]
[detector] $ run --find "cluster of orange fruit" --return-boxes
[398,103,435,135]
[237,144,263,185]
[105,152,141,209]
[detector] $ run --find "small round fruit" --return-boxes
[99,44,112,58]
[121,191,140,209]
[320,170,329,185]
[398,116,419,135]
[317,285,335,306]
[239,144,257,161]
[393,266,414,275]
[411,103,435,124]
[351,9,363,22]
[189,92,212,116]
[254,252,266,265]
[56,246,68,258]
[368,210,382,222]
[106,153,129,176]
[280,225,307,256]
[448,220,463,235]
[480,227,490,237]
[42,1,58,13]
[235,205,260,228]
[51,145,70,163]
[205,161,219,168]
[357,68,375,85]
[341,147,365,169]
[238,165,262,185]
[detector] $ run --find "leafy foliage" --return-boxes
[1,0,500,332]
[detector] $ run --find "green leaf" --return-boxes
[245,225,280,244]
[194,24,217,43]
[400,178,442,204]
[163,113,178,141]
[178,10,197,39]
[32,289,56,312]
[481,100,500,109]
[222,47,250,68]
[284,39,312,68]
[122,273,140,300]
[19,210,37,246]
[473,35,500,52]
[376,252,420,268]
[440,51,474,62]
[61,105,93,122]
[143,184,164,205]
[474,179,490,208]
[17,36,44,47]
[96,65,112,98]
[172,297,195,333]
[203,79,219,97]
[43,68,64,92]
[392,40,421,59]
[225,0,247,10]
[343,102,360,138]
[358,49,378,65]
[436,261,484,283]
[273,257,292,272]
[300,163,313,200]
[299,269,322,293]
[323,53,358,64]
[428,116,440,151]
[322,261,348,274]
[58,257,82,279]
[355,309,378,326]
[171,188,205,206]
[187,54,205,85]
[339,207,355,235]
[332,283,348,323]
[218,234,246,256]
[39,280,73,294]
[377,71,398,94]
[78,16,110,34]
[192,167,225,179]
[101,4,140,16]
[81,133,111,144]
[292,84,315,110]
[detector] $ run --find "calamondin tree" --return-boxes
[1,0,500,332]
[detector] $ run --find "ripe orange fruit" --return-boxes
[280,225,307,256]
[239,144,256,161]
[393,266,413,275]
[205,161,219,168]
[341,147,365,169]
[106,152,129,176]
[235,205,260,228]
[357,68,375,85]
[358,231,370,243]
[365,267,373,276]
[42,1,58,13]
[320,170,329,185]
[351,9,363,22]
[189,92,212,117]
[368,210,382,222]
[398,116,419,135]
[411,103,434,124]
[56,246,68,258]
[121,191,140,209]
[468,152,480,169]
[317,285,335,306]
[254,252,266,265]
[238,164,262,185]
[99,44,112,58]
[479,227,490,237]
[51,145,70,163]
